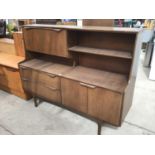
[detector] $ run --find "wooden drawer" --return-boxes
[61,78,88,113]
[36,83,61,103]
[88,87,122,125]
[22,79,61,103]
[23,28,69,57]
[36,71,60,90]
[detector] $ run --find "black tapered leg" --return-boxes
[97,122,102,135]
[34,96,41,107]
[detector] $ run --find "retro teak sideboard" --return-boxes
[19,24,142,134]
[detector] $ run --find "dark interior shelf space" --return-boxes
[69,46,132,59]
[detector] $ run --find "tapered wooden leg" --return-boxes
[34,97,41,107]
[97,122,102,135]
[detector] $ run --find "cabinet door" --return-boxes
[88,87,123,125]
[23,28,69,57]
[61,78,88,113]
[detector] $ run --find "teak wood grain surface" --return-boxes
[23,28,69,58]
[61,78,88,113]
[13,32,26,57]
[24,24,141,33]
[62,66,128,93]
[19,24,142,128]
[69,46,132,59]
[0,53,25,69]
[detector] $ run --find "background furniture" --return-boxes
[13,32,26,57]
[83,19,114,27]
[0,32,30,99]
[0,20,6,38]
[20,24,142,134]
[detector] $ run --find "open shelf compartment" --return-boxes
[69,46,132,59]
[62,66,128,93]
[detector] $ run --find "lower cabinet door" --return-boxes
[61,78,88,113]
[88,87,123,125]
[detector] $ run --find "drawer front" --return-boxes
[36,83,61,103]
[23,28,69,57]
[61,78,88,113]
[36,71,60,90]
[88,87,122,125]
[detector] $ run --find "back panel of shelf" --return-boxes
[68,30,136,77]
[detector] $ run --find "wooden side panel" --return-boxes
[23,28,69,57]
[13,32,26,57]
[121,32,143,123]
[2,67,24,92]
[61,78,88,113]
[0,65,30,100]
[88,87,123,125]
[20,66,32,79]
[121,77,135,123]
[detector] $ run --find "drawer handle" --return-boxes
[47,74,56,78]
[80,82,96,89]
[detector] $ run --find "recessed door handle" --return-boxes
[80,82,96,89]
[47,74,56,78]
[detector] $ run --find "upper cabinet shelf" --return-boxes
[69,46,132,59]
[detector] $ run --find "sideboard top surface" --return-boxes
[23,24,141,34]
[62,66,128,93]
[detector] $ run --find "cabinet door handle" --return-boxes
[80,82,96,89]
[50,28,62,32]
[47,74,56,78]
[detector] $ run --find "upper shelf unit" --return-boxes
[69,46,132,59]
